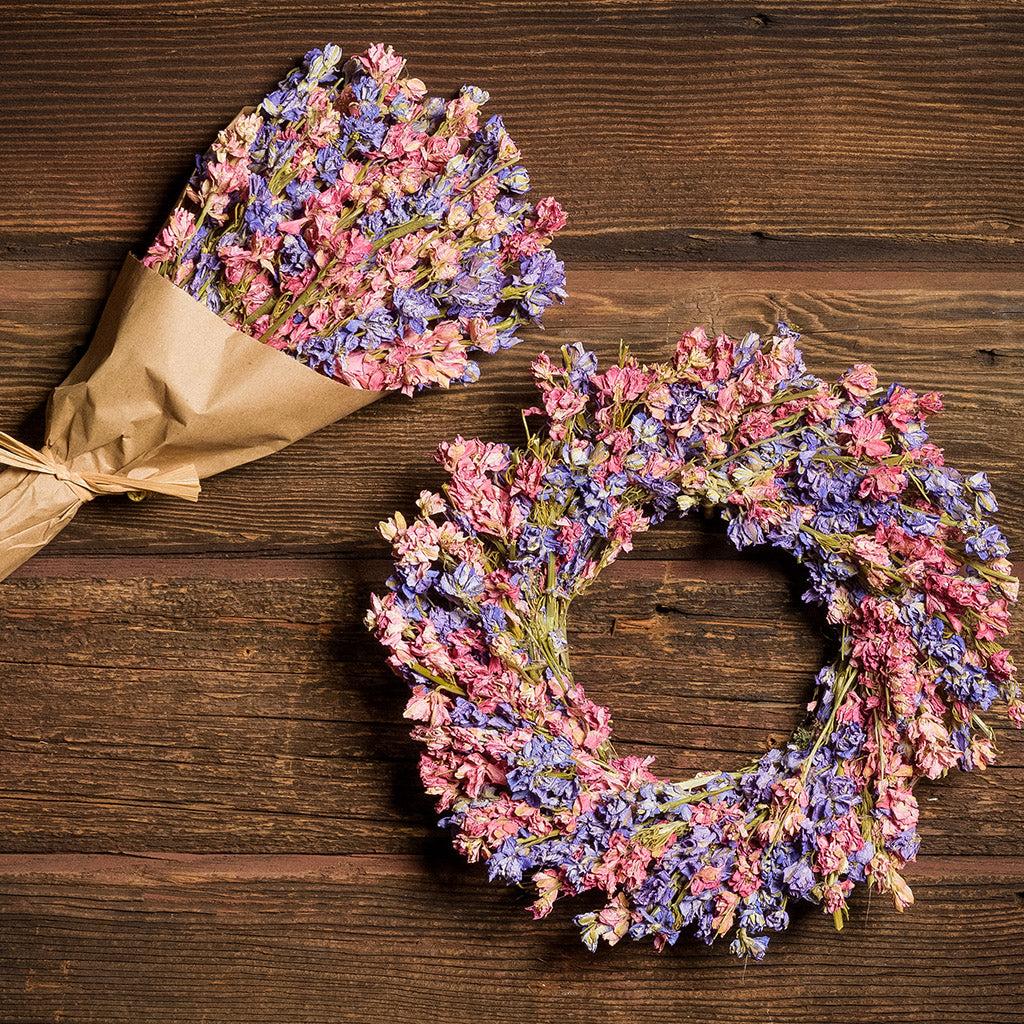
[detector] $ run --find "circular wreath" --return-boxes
[367,325,1019,958]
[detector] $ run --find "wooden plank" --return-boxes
[1,564,1020,853]
[2,267,1022,558]
[1,3,1024,264]
[0,853,1022,1024]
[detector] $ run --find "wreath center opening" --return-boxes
[566,523,831,781]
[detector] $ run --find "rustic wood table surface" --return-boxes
[1,3,1022,1022]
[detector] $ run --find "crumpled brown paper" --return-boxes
[0,255,384,580]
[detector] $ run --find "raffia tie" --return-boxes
[0,430,201,503]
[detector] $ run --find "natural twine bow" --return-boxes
[0,430,201,503]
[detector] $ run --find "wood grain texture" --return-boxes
[1,854,1023,1024]
[2,4,1023,1021]
[1,3,1024,264]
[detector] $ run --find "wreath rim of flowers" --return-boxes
[367,325,1019,959]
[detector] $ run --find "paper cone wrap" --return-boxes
[0,256,383,580]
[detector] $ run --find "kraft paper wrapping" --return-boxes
[0,255,384,581]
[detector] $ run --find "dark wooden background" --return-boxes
[2,4,1023,1022]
